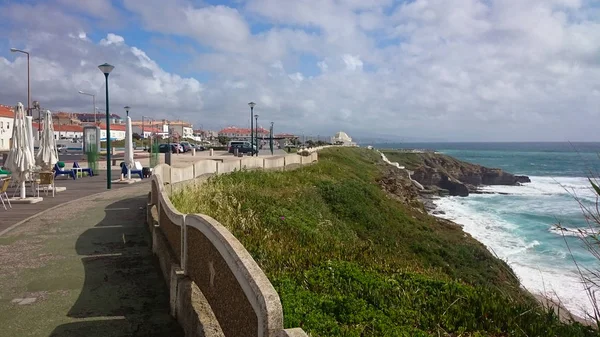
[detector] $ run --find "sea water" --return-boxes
[374,142,600,317]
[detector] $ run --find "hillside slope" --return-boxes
[171,148,594,336]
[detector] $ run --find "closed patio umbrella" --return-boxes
[36,110,58,171]
[5,103,35,199]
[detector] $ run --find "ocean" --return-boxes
[374,142,600,318]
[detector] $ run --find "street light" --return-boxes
[78,91,96,124]
[98,63,114,189]
[254,114,259,156]
[142,115,153,149]
[248,102,256,153]
[124,105,130,118]
[270,121,274,155]
[32,101,41,138]
[10,48,30,116]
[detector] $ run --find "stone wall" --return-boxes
[147,148,333,337]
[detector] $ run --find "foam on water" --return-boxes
[433,178,599,317]
[479,176,596,200]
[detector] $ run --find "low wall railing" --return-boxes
[148,149,328,337]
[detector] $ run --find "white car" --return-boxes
[56,144,67,153]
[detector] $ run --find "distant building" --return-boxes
[74,113,123,125]
[132,125,163,139]
[218,126,269,140]
[131,119,191,139]
[0,105,13,151]
[331,131,355,146]
[98,123,126,141]
[168,121,194,140]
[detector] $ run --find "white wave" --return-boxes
[478,176,597,200]
[433,196,598,317]
[549,226,598,238]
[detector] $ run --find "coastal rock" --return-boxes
[408,153,530,196]
[515,175,531,184]
[377,164,423,209]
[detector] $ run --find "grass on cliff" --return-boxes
[171,148,595,337]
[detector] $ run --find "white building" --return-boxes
[169,123,194,139]
[0,105,13,152]
[331,131,355,146]
[99,124,126,141]
[132,125,164,139]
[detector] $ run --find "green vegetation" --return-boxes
[171,148,596,336]
[218,135,231,145]
[85,143,98,173]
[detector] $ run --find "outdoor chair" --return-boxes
[120,162,143,179]
[73,161,93,177]
[38,172,55,197]
[54,163,76,180]
[0,177,12,210]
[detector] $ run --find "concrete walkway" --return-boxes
[0,183,183,337]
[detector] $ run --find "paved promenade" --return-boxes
[0,169,127,234]
[0,183,183,337]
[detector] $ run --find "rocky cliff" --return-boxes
[405,152,530,197]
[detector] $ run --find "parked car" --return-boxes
[197,145,206,151]
[170,143,184,153]
[227,141,256,153]
[179,142,192,152]
[56,144,68,153]
[157,144,178,153]
[228,142,257,155]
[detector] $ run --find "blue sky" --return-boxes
[1,0,600,141]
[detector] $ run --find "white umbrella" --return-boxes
[5,103,35,199]
[35,110,58,170]
[123,116,134,180]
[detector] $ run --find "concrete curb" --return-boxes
[0,184,145,237]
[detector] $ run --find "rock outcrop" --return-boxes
[408,153,530,197]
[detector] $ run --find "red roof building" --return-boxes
[218,126,269,138]
[0,105,13,118]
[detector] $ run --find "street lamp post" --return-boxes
[78,91,96,124]
[254,114,259,156]
[248,102,256,153]
[98,63,115,189]
[270,121,274,155]
[10,48,30,116]
[32,101,41,138]
[142,115,152,150]
[124,106,130,118]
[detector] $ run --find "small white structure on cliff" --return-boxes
[331,131,355,145]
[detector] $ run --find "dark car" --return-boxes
[229,143,257,155]
[157,144,178,153]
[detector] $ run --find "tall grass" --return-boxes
[171,148,596,336]
[556,178,600,327]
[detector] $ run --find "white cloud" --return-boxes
[342,54,363,71]
[0,30,203,121]
[99,33,125,46]
[2,0,600,140]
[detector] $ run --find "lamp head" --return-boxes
[98,63,115,75]
[248,102,256,108]
[124,106,131,111]
[10,48,17,52]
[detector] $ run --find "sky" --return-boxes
[1,0,600,142]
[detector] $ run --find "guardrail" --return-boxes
[147,149,330,337]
